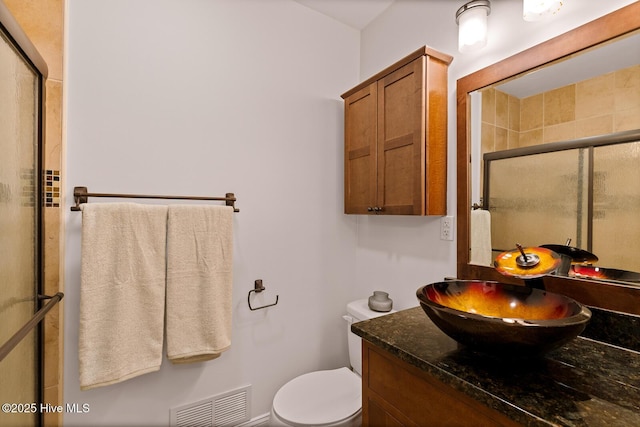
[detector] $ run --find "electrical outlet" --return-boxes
[440,216,454,241]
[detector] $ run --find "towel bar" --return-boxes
[70,186,239,212]
[248,280,279,311]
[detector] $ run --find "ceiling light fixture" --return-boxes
[523,0,563,22]
[456,0,491,54]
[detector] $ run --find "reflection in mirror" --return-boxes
[457,2,640,314]
[481,131,640,281]
[468,31,640,284]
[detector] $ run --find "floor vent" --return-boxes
[170,385,251,427]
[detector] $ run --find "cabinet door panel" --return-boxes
[364,342,522,427]
[383,144,414,207]
[377,58,425,215]
[349,156,374,209]
[367,398,410,427]
[344,83,377,213]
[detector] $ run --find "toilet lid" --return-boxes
[273,367,361,425]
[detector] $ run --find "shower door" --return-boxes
[0,16,43,427]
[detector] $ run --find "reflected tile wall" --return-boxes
[481,64,640,148]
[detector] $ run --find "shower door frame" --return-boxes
[482,129,640,260]
[0,2,48,425]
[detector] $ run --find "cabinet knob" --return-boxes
[367,207,374,212]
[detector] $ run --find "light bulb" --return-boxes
[523,0,563,22]
[456,1,491,53]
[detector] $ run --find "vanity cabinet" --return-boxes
[361,341,522,427]
[341,46,452,215]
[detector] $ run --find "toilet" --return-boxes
[270,299,395,427]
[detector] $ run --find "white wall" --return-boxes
[349,0,638,310]
[63,0,360,425]
[63,0,637,425]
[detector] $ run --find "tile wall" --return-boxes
[481,64,640,152]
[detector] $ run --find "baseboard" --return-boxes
[236,413,270,427]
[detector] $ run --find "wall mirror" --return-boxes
[456,3,640,315]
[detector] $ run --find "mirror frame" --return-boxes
[456,2,640,315]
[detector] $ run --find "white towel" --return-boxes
[166,205,234,364]
[470,209,493,267]
[79,203,168,390]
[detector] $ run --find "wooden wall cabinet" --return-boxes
[362,341,522,427]
[341,46,452,215]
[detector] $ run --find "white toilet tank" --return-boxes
[343,299,395,376]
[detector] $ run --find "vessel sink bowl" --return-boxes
[416,280,591,357]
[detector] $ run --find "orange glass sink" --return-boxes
[416,280,591,357]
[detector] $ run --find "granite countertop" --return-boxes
[352,307,640,427]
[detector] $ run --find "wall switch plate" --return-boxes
[440,216,454,241]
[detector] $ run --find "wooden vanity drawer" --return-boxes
[363,341,522,427]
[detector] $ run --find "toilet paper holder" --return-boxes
[248,279,279,311]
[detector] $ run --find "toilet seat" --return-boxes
[272,367,361,426]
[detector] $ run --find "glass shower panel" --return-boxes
[592,141,640,272]
[0,26,40,427]
[487,149,589,253]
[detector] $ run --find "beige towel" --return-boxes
[470,209,493,267]
[79,203,168,390]
[166,205,234,364]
